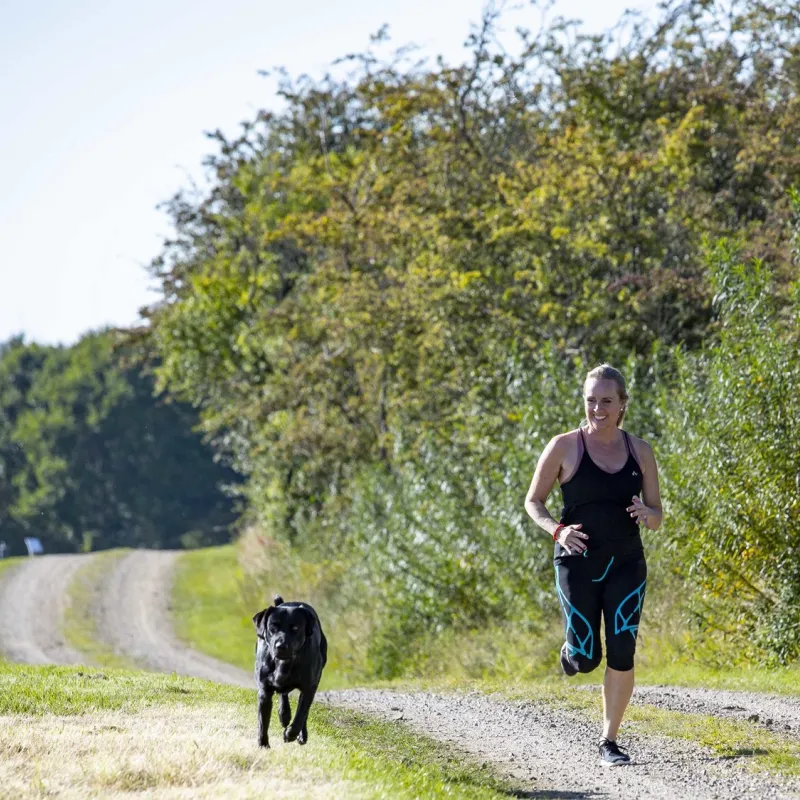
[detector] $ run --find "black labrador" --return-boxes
[252,595,327,748]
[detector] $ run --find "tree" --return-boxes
[0,333,239,554]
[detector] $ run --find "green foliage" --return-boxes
[145,0,800,544]
[139,1,800,670]
[661,232,800,663]
[0,332,238,555]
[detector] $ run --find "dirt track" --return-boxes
[1,551,799,799]
[93,549,250,687]
[0,554,86,665]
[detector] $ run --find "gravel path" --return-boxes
[0,554,87,665]
[630,685,800,735]
[92,549,250,687]
[325,688,800,799]
[1,549,799,798]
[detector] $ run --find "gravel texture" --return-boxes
[324,688,800,799]
[629,684,800,735]
[1,549,799,798]
[0,554,88,665]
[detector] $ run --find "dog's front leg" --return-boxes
[258,689,274,748]
[278,693,291,730]
[284,685,317,744]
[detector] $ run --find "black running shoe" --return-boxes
[559,642,578,676]
[599,738,631,766]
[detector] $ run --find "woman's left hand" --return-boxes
[627,495,650,526]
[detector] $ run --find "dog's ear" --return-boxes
[273,594,284,606]
[298,604,317,638]
[252,606,275,639]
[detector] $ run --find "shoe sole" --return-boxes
[601,759,631,767]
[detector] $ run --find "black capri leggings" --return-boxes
[555,550,647,672]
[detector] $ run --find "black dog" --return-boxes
[252,595,327,748]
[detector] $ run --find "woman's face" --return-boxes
[583,378,624,432]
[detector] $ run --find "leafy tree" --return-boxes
[0,333,238,555]
[137,1,800,669]
[144,1,800,545]
[0,338,48,555]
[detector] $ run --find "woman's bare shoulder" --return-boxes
[544,429,581,456]
[625,430,652,449]
[625,431,656,462]
[550,428,581,446]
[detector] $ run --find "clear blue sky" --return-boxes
[0,0,654,345]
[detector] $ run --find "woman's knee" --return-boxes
[575,652,603,674]
[606,650,635,672]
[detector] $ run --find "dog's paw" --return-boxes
[298,728,307,745]
[258,740,270,749]
[283,725,299,743]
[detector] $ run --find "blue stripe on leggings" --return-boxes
[591,556,615,583]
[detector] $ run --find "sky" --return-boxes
[0,0,655,345]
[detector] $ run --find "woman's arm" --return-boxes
[525,434,589,553]
[524,435,565,537]
[628,439,662,531]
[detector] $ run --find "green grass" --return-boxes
[172,545,255,672]
[63,549,129,669]
[634,660,800,694]
[317,704,521,798]
[0,661,249,716]
[171,542,800,697]
[625,702,800,776]
[0,663,529,799]
[0,557,22,665]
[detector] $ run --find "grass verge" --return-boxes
[0,557,22,664]
[172,545,255,673]
[63,549,129,669]
[0,663,530,799]
[173,542,800,695]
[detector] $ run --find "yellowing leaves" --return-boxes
[450,270,483,289]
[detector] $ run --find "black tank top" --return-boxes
[556,428,644,559]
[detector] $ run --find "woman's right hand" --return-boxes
[557,523,589,555]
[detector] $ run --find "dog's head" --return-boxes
[252,597,317,662]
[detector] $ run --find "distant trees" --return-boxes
[0,332,238,556]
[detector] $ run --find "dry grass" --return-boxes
[0,663,518,800]
[0,704,366,799]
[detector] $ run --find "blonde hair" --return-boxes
[583,364,629,428]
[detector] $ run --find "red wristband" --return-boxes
[552,523,565,542]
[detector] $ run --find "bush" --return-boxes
[660,236,800,664]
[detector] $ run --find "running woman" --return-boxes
[524,364,662,766]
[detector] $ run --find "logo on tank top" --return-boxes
[632,471,638,476]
